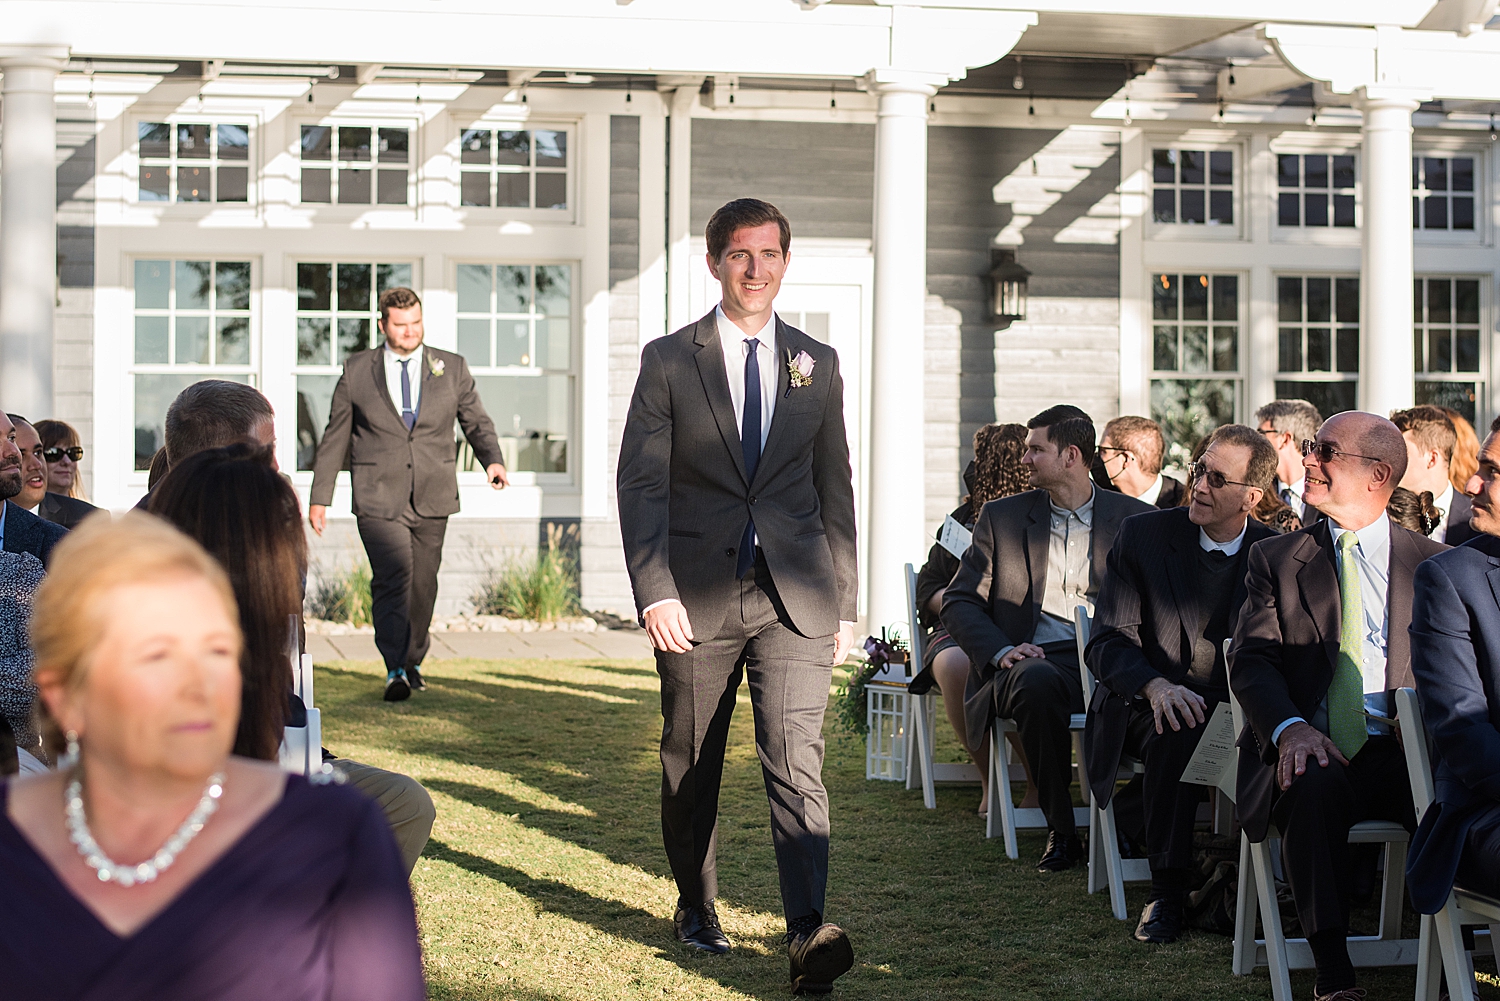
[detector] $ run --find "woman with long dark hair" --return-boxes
[912,423,1032,815]
[148,443,435,873]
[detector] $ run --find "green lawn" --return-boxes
[315,656,1500,1001]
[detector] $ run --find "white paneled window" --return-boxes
[1275,276,1360,419]
[137,122,250,203]
[1414,277,1483,423]
[457,127,570,211]
[455,263,573,475]
[300,125,411,205]
[294,262,414,470]
[1150,272,1240,463]
[1277,154,1356,228]
[1152,148,1233,226]
[132,259,255,469]
[1412,156,1476,232]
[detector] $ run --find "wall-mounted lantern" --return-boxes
[988,247,1031,324]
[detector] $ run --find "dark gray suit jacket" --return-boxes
[309,346,504,519]
[2,501,68,565]
[1082,507,1275,805]
[941,487,1153,749]
[37,492,97,530]
[617,311,857,642]
[1407,533,1500,911]
[1230,519,1447,841]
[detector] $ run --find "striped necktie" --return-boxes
[736,337,761,579]
[1328,530,1369,760]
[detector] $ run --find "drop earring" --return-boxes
[61,730,80,770]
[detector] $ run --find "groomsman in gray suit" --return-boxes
[618,199,858,994]
[309,287,508,702]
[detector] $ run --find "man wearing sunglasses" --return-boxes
[1231,412,1446,1001]
[943,405,1153,873]
[1084,424,1278,944]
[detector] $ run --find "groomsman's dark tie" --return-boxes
[400,358,416,430]
[737,337,761,578]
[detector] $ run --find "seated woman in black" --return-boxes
[912,423,1031,816]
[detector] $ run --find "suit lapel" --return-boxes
[1161,512,1197,664]
[1025,492,1049,635]
[691,312,750,485]
[1088,491,1121,595]
[370,349,404,425]
[414,349,438,428]
[1385,522,1422,686]
[750,317,796,490]
[1294,522,1341,673]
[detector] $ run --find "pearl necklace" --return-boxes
[64,770,225,888]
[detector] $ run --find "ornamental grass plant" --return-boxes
[473,529,580,623]
[307,562,374,625]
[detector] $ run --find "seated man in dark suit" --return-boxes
[1407,414,1500,914]
[1231,411,1447,1001]
[1096,415,1185,509]
[1085,423,1278,944]
[0,413,67,565]
[943,405,1153,871]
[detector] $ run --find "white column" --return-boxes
[1357,88,1422,417]
[663,80,700,332]
[865,71,942,635]
[0,47,67,419]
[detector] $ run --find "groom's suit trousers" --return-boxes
[656,552,835,922]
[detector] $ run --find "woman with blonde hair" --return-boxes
[1441,406,1480,494]
[0,515,424,1000]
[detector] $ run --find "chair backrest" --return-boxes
[1394,687,1437,820]
[1074,604,1094,702]
[904,563,926,673]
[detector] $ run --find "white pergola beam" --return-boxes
[1266,22,1500,101]
[878,0,1439,28]
[6,1,1033,83]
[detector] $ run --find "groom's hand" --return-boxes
[833,621,855,666]
[644,600,694,654]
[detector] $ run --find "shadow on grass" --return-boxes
[425,839,794,1001]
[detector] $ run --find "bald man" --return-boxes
[1231,412,1447,1001]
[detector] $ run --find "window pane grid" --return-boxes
[1152,149,1233,227]
[454,263,573,473]
[294,262,414,469]
[1150,272,1240,464]
[458,127,569,210]
[132,259,254,469]
[1412,156,1476,232]
[1276,154,1356,228]
[300,125,410,206]
[138,122,250,203]
[1414,276,1484,423]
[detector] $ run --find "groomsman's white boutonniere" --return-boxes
[786,350,815,397]
[428,356,445,377]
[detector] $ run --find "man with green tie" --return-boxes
[1230,411,1447,1001]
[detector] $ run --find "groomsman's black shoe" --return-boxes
[383,670,411,702]
[1133,899,1185,944]
[406,666,427,691]
[673,900,730,954]
[787,917,853,995]
[1036,830,1084,872]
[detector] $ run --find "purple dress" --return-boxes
[0,773,426,1001]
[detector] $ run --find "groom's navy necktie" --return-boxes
[399,358,416,430]
[737,337,762,578]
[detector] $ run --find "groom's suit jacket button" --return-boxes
[749,496,757,505]
[726,549,735,557]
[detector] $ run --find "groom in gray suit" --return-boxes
[309,287,507,702]
[618,199,858,994]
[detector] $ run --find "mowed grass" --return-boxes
[315,657,1500,1001]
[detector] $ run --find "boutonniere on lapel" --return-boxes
[428,356,445,377]
[785,349,815,398]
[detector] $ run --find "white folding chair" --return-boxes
[1228,679,1418,1001]
[903,564,983,808]
[985,607,1089,859]
[1080,604,1152,920]
[1395,687,1500,1001]
[279,616,322,777]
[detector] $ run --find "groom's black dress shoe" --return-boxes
[1133,898,1185,944]
[1036,830,1084,872]
[673,900,729,954]
[787,916,853,995]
